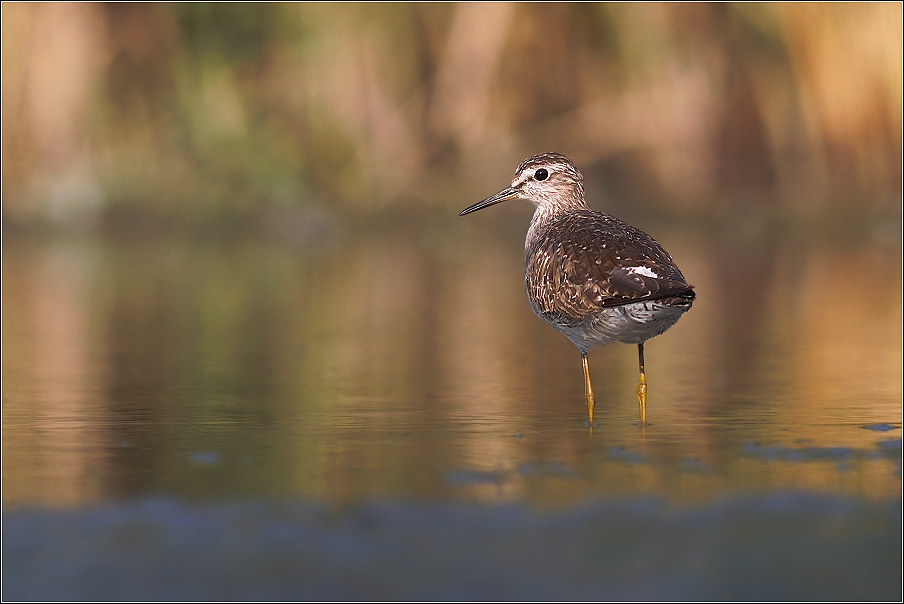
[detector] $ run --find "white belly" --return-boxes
[544,300,690,353]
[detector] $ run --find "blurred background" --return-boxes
[2,2,901,227]
[2,0,902,506]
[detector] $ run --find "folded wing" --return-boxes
[526,210,695,321]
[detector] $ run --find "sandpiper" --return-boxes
[460,152,695,426]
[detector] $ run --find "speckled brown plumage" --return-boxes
[526,209,694,319]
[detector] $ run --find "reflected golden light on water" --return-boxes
[2,211,901,509]
[3,244,106,506]
[438,238,536,501]
[792,246,903,423]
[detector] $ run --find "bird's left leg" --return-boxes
[582,352,595,426]
[636,342,647,425]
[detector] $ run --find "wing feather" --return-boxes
[526,210,694,321]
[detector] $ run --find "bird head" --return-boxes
[460,152,586,216]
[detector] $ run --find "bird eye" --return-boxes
[534,168,549,181]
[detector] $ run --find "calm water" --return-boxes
[3,206,901,509]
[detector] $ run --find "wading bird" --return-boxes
[460,153,695,426]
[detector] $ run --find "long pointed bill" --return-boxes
[459,187,520,216]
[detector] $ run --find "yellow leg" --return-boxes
[636,342,647,426]
[636,372,647,426]
[582,353,595,426]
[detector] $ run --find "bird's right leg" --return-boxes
[582,352,595,426]
[636,342,647,426]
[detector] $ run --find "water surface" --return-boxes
[4,208,900,509]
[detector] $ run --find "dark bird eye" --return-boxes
[534,168,549,181]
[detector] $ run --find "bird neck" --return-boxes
[525,197,590,252]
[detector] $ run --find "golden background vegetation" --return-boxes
[3,3,901,227]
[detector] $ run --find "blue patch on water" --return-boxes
[3,494,900,601]
[517,461,575,478]
[445,469,506,486]
[742,443,853,463]
[862,423,900,432]
[877,439,902,459]
[607,446,646,465]
[188,452,220,465]
[681,458,711,473]
[547,461,569,475]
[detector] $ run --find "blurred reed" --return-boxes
[1,3,901,229]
